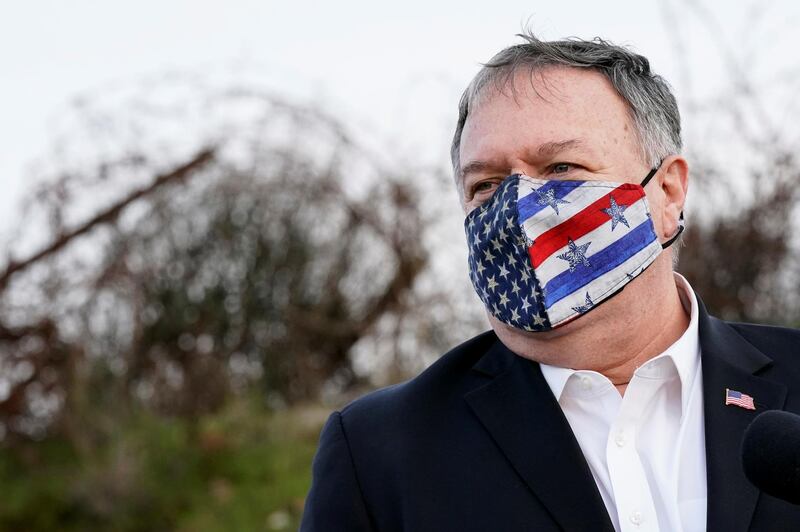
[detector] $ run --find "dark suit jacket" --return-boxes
[300,296,800,531]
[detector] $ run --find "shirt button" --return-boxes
[580,376,592,390]
[630,511,643,526]
[614,431,626,447]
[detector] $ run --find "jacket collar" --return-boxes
[465,338,616,531]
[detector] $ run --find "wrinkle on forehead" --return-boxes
[469,65,646,168]
[475,65,582,112]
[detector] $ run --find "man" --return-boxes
[300,33,800,531]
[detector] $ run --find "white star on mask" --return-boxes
[557,238,592,272]
[535,188,570,215]
[601,196,631,231]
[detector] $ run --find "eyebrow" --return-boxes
[459,159,503,180]
[459,138,586,179]
[535,139,585,158]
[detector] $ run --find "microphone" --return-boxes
[741,410,800,505]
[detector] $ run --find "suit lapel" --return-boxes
[464,339,615,532]
[698,297,788,532]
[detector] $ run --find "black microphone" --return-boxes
[741,410,800,505]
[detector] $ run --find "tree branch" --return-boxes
[0,148,215,292]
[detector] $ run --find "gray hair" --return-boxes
[450,32,682,185]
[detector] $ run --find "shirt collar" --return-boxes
[540,272,701,412]
[656,272,701,411]
[540,363,574,402]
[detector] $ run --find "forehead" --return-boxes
[458,66,640,175]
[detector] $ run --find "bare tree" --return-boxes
[660,0,800,325]
[0,80,471,444]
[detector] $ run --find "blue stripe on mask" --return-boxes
[516,180,582,221]
[542,218,658,308]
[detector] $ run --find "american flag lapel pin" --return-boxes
[725,388,756,410]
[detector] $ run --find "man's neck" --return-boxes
[491,256,691,395]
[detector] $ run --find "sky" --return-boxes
[2,0,799,248]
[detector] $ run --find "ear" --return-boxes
[656,155,689,240]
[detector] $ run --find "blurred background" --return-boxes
[1,1,799,530]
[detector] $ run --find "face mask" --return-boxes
[465,165,683,331]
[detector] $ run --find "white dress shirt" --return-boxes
[540,273,707,532]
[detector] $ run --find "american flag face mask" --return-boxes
[465,166,683,331]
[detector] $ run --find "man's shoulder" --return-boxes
[337,329,499,429]
[725,320,800,360]
[717,319,800,383]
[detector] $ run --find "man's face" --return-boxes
[457,66,686,351]
[458,66,651,215]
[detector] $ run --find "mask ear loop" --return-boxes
[639,160,684,250]
[639,164,660,188]
[661,213,684,249]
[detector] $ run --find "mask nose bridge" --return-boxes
[508,159,538,179]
